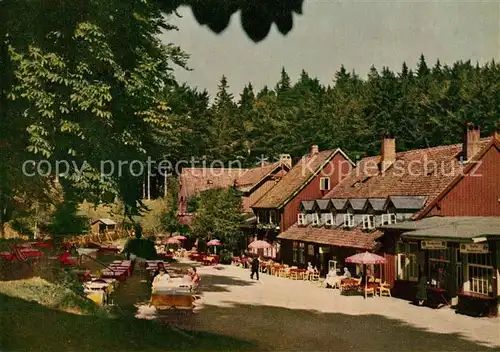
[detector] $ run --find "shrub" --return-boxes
[219,249,233,265]
[123,238,157,259]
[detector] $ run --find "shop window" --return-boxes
[467,253,493,296]
[428,249,450,289]
[298,243,306,264]
[397,243,419,282]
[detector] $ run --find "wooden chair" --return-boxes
[364,285,376,298]
[310,272,320,281]
[377,282,392,297]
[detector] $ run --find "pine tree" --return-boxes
[275,67,292,94]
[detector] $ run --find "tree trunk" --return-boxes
[147,173,151,200]
[164,171,167,198]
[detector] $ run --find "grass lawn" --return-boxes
[0,286,255,351]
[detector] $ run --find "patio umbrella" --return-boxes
[206,239,221,254]
[248,240,272,249]
[345,252,386,297]
[345,252,386,265]
[164,237,181,245]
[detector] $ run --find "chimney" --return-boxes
[463,122,481,161]
[310,145,319,155]
[380,134,396,172]
[279,154,292,168]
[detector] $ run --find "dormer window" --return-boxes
[363,215,375,229]
[298,213,306,226]
[343,213,354,227]
[312,213,320,226]
[324,213,334,226]
[320,177,330,191]
[381,213,397,225]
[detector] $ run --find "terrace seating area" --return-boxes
[230,256,394,298]
[81,260,132,305]
[187,252,220,266]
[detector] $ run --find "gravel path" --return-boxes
[187,264,499,351]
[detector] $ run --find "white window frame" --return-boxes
[297,213,306,225]
[343,213,354,227]
[466,253,493,295]
[397,253,418,282]
[362,215,375,229]
[468,264,493,295]
[324,213,334,226]
[312,213,320,226]
[381,213,397,225]
[320,177,330,191]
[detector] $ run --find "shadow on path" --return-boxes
[0,293,256,351]
[189,302,499,351]
[199,274,256,293]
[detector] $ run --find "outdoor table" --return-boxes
[425,286,449,308]
[457,291,496,317]
[84,282,110,290]
[18,242,36,248]
[0,252,15,261]
[101,269,127,281]
[20,249,44,258]
[35,242,55,248]
[340,278,362,293]
[325,275,342,289]
[85,290,105,305]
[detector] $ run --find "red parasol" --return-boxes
[206,239,221,246]
[248,240,272,249]
[345,252,386,265]
[164,237,181,245]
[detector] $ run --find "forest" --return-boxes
[168,55,500,168]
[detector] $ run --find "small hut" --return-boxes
[91,218,117,234]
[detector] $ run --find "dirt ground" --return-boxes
[184,264,499,351]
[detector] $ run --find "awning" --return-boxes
[278,225,381,251]
[399,217,500,242]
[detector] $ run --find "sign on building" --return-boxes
[460,243,489,253]
[421,240,447,250]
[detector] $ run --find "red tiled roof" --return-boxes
[237,163,286,188]
[252,149,350,209]
[281,137,495,251]
[179,162,282,200]
[278,225,381,251]
[324,138,493,206]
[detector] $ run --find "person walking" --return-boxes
[250,256,260,280]
[416,268,427,306]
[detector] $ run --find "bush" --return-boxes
[219,249,233,265]
[123,238,157,259]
